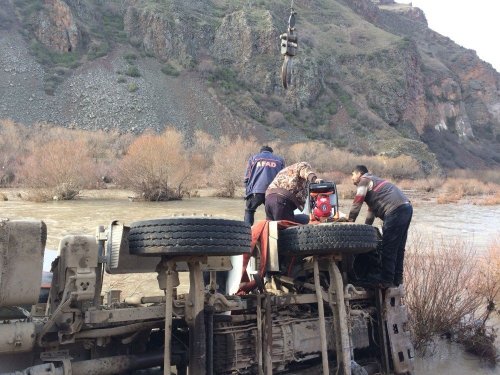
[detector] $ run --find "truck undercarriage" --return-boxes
[0,216,414,375]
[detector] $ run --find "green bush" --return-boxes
[125,66,141,77]
[88,42,109,60]
[15,0,43,18]
[29,41,80,68]
[102,12,126,42]
[161,63,180,77]
[209,67,240,92]
[43,74,64,95]
[127,83,138,92]
[117,76,127,83]
[123,53,138,64]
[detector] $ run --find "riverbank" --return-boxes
[2,182,499,205]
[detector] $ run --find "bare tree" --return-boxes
[19,139,98,201]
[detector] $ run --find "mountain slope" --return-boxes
[0,0,499,173]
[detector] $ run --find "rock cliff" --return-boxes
[0,0,498,173]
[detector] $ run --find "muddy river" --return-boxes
[1,194,499,374]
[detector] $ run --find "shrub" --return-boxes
[0,119,31,186]
[397,176,444,192]
[279,141,424,179]
[125,66,140,77]
[475,192,500,205]
[123,53,138,64]
[88,41,109,60]
[188,131,218,186]
[18,139,98,201]
[266,111,287,128]
[209,67,240,93]
[161,63,180,77]
[117,128,191,201]
[474,241,500,319]
[404,234,486,349]
[127,82,138,92]
[210,136,258,197]
[436,177,500,203]
[448,168,500,185]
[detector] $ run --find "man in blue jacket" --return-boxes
[244,146,285,225]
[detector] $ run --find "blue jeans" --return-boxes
[381,203,413,285]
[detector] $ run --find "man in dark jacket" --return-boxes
[244,146,285,225]
[348,165,413,288]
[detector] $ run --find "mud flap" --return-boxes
[382,285,415,375]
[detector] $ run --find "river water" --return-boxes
[1,194,499,374]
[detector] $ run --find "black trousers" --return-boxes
[264,193,296,221]
[381,203,413,285]
[244,193,265,225]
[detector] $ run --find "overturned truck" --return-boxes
[0,216,414,375]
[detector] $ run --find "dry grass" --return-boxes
[436,178,500,204]
[436,193,462,204]
[397,176,445,192]
[445,178,498,196]
[448,168,500,185]
[404,234,496,350]
[473,192,500,206]
[277,141,424,179]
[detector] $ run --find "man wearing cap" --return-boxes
[348,165,413,288]
[244,146,285,225]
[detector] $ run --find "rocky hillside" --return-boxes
[0,0,499,174]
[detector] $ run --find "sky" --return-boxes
[395,0,500,72]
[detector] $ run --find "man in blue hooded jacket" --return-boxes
[244,146,285,225]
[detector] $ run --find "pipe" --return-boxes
[75,320,163,339]
[313,257,330,375]
[206,306,214,375]
[256,294,264,375]
[264,294,273,375]
[1,352,172,375]
[94,225,105,308]
[71,352,165,375]
[164,262,175,375]
[328,259,352,375]
[0,322,35,353]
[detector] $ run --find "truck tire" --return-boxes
[128,217,251,256]
[278,223,378,255]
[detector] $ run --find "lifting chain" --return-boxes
[280,1,298,89]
